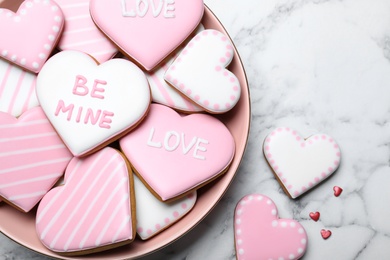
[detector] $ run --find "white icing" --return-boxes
[121,0,175,18]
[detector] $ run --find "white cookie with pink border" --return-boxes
[55,0,118,63]
[36,147,136,255]
[235,194,307,259]
[36,50,151,157]
[164,29,241,114]
[263,127,341,199]
[134,175,196,240]
[146,24,204,113]
[0,58,39,117]
[0,0,64,73]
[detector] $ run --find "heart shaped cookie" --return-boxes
[0,58,39,117]
[0,0,64,73]
[146,24,204,113]
[55,0,118,63]
[235,194,307,260]
[36,147,135,255]
[36,50,151,157]
[263,127,341,199]
[120,104,235,201]
[134,175,196,240]
[164,29,241,114]
[0,107,72,212]
[89,0,204,71]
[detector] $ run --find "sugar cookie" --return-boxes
[263,127,341,198]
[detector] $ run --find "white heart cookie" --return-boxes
[263,127,341,198]
[133,175,196,240]
[36,50,150,156]
[164,29,241,114]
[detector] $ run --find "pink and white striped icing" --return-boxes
[134,175,196,240]
[0,58,39,117]
[0,107,72,212]
[264,127,341,199]
[55,0,118,63]
[36,147,135,254]
[164,29,241,114]
[0,0,64,73]
[146,24,204,113]
[234,194,307,260]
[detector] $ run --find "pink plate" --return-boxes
[0,1,251,259]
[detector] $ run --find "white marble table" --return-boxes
[2,0,390,259]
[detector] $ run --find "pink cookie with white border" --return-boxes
[164,29,241,114]
[263,127,341,199]
[234,194,307,260]
[146,24,204,113]
[0,0,64,73]
[36,50,151,157]
[120,103,235,202]
[0,58,39,117]
[36,147,136,255]
[55,0,118,63]
[0,107,72,212]
[134,175,196,240]
[89,0,204,71]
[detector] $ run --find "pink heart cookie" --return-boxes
[0,58,39,117]
[234,194,307,260]
[89,0,204,71]
[146,24,204,113]
[55,0,118,63]
[36,50,151,157]
[36,147,136,255]
[0,0,64,73]
[264,127,341,199]
[120,104,235,201]
[0,107,72,212]
[134,175,196,240]
[165,29,241,114]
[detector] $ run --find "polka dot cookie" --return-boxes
[165,29,241,114]
[234,194,307,260]
[263,127,341,199]
[0,0,64,73]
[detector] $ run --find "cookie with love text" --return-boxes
[120,104,235,202]
[234,194,307,259]
[263,127,341,198]
[90,0,204,71]
[0,0,64,73]
[0,107,72,212]
[36,147,136,255]
[165,29,241,114]
[36,50,151,157]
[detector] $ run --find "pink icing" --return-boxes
[89,0,204,71]
[263,127,341,199]
[120,104,235,201]
[55,0,118,63]
[0,0,64,73]
[0,58,39,117]
[0,107,72,212]
[235,194,307,259]
[36,147,134,253]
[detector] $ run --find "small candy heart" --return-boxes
[309,212,320,222]
[321,229,332,240]
[333,186,343,197]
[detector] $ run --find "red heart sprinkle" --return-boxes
[333,186,343,197]
[321,229,332,239]
[309,212,320,222]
